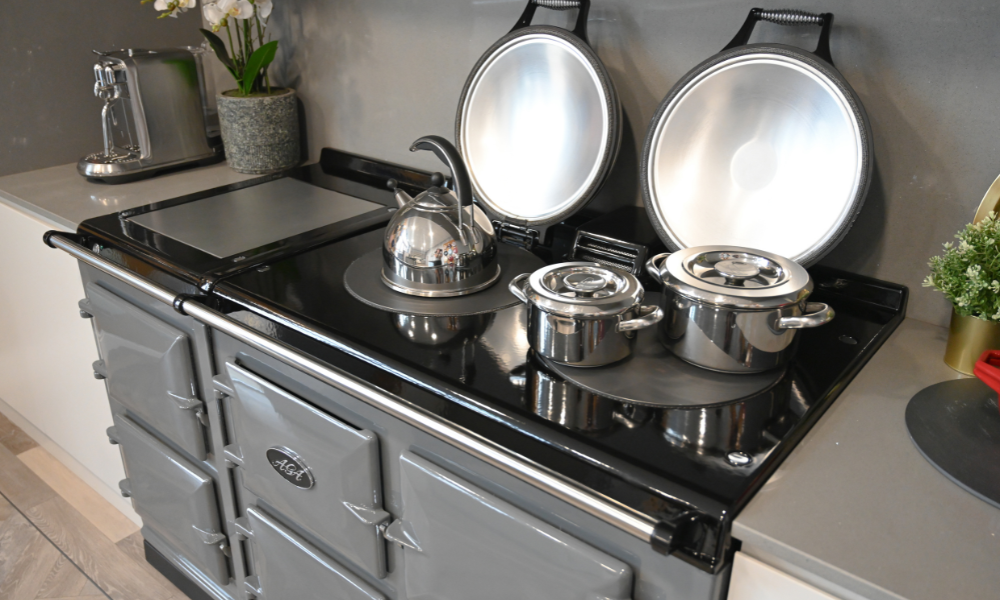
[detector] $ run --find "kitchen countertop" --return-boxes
[0,162,256,231]
[733,318,1000,600]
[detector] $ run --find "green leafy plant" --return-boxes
[144,0,279,97]
[923,211,1000,322]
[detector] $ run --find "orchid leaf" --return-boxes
[241,40,278,95]
[200,28,238,80]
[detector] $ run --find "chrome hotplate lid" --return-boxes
[642,48,872,267]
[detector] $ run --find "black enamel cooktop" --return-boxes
[77,148,907,573]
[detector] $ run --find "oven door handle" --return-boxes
[45,231,684,553]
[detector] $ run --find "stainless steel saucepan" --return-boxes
[509,262,662,367]
[646,246,834,373]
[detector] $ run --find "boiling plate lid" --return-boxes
[664,246,812,309]
[641,12,871,267]
[526,262,643,318]
[456,2,621,228]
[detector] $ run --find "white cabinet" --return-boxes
[729,552,840,600]
[0,203,136,521]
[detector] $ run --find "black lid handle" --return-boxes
[723,8,835,65]
[511,0,592,44]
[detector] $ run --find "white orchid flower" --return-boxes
[256,0,273,19]
[203,2,226,26]
[218,0,254,20]
[152,0,195,18]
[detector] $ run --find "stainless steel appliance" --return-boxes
[382,136,500,297]
[78,47,222,183]
[646,246,835,373]
[509,262,662,367]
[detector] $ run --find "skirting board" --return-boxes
[0,394,141,525]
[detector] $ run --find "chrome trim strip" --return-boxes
[49,233,661,543]
[49,235,176,305]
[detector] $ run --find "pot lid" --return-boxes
[642,49,871,266]
[526,262,643,318]
[663,246,812,309]
[456,27,621,227]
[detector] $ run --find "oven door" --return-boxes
[385,452,634,600]
[84,283,206,459]
[241,506,385,600]
[110,413,228,586]
[224,362,389,578]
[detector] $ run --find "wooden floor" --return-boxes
[0,412,190,600]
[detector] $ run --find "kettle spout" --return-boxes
[394,189,414,209]
[386,179,414,209]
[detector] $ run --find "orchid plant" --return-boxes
[144,0,279,97]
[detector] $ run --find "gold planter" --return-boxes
[944,309,1000,375]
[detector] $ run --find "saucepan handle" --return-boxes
[722,8,834,65]
[777,302,835,329]
[511,0,592,44]
[973,350,1000,399]
[644,252,670,285]
[508,273,531,304]
[617,305,664,333]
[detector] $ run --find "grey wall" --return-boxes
[0,1,202,178]
[258,0,1000,328]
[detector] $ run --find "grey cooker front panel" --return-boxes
[85,282,206,459]
[112,413,229,586]
[214,332,728,600]
[245,506,386,600]
[225,361,389,578]
[392,451,634,600]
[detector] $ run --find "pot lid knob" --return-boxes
[714,259,761,284]
[562,272,611,296]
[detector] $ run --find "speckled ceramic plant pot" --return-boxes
[217,88,299,174]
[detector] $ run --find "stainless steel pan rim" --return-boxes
[457,25,621,227]
[641,43,873,267]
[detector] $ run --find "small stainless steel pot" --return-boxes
[509,262,663,367]
[646,246,834,373]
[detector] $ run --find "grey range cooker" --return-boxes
[47,146,904,600]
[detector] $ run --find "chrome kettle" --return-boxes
[382,135,500,297]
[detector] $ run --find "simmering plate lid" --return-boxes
[526,262,643,318]
[643,50,870,266]
[457,30,620,227]
[664,246,812,309]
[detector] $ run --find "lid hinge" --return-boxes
[494,221,539,249]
